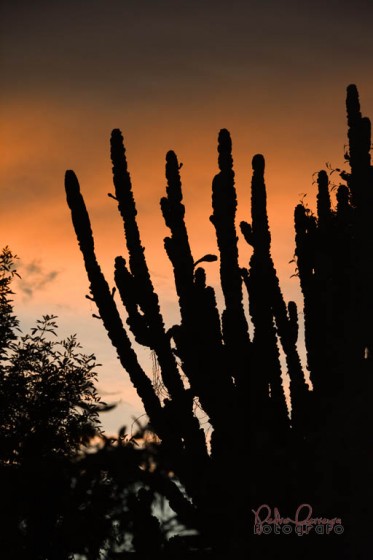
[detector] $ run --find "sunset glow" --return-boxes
[2,0,373,433]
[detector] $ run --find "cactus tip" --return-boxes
[347,83,358,95]
[166,150,178,164]
[218,128,232,149]
[252,154,265,173]
[111,129,125,147]
[65,170,80,193]
[218,128,230,138]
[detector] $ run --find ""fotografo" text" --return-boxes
[252,504,344,536]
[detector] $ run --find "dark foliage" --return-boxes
[0,252,185,559]
[0,251,102,465]
[0,247,20,358]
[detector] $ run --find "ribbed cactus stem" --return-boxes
[251,154,271,252]
[111,129,160,294]
[193,267,223,348]
[246,154,309,431]
[317,170,332,227]
[65,170,165,434]
[245,154,292,432]
[287,301,298,345]
[294,203,321,390]
[346,84,372,207]
[114,256,152,347]
[160,150,195,324]
[211,131,248,312]
[294,204,316,292]
[210,129,250,389]
[159,147,244,532]
[336,184,351,222]
[346,85,373,359]
[111,130,191,401]
[161,149,236,428]
[110,137,213,485]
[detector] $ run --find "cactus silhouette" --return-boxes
[66,85,372,558]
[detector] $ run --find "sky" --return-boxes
[1,0,373,434]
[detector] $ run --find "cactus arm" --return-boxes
[65,170,165,432]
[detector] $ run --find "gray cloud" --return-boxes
[17,260,59,299]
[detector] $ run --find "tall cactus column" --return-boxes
[110,131,212,507]
[210,130,251,396]
[345,85,373,361]
[65,170,166,435]
[160,150,236,430]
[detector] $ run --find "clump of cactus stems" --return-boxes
[292,85,373,555]
[65,84,372,558]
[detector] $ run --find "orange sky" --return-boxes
[1,0,373,433]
